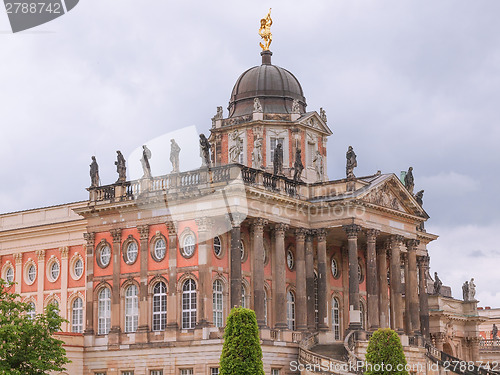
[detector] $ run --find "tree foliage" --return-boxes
[365,328,408,375]
[220,307,264,375]
[0,279,70,375]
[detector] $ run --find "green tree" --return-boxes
[365,328,408,375]
[220,307,264,375]
[0,279,70,375]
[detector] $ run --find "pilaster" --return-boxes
[366,229,380,330]
[137,225,150,339]
[251,218,268,327]
[166,222,178,329]
[14,253,22,295]
[305,231,316,331]
[60,246,69,332]
[316,229,328,331]
[83,232,95,335]
[195,217,214,328]
[36,249,45,314]
[273,223,289,329]
[295,229,307,331]
[109,228,122,345]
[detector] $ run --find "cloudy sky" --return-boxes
[1,1,499,307]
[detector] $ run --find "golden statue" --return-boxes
[259,8,273,51]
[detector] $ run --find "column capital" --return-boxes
[365,229,380,242]
[315,228,327,242]
[36,249,45,262]
[138,225,149,241]
[250,218,268,234]
[295,228,307,241]
[110,228,122,243]
[83,232,95,247]
[273,223,289,237]
[59,246,69,259]
[389,234,405,246]
[305,230,314,242]
[166,221,177,235]
[14,253,23,265]
[195,217,214,232]
[343,224,362,239]
[406,239,420,250]
[225,213,245,228]
[417,255,430,267]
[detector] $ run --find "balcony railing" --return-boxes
[88,164,304,203]
[480,339,500,351]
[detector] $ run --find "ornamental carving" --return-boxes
[363,183,404,212]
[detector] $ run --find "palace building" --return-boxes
[0,17,492,375]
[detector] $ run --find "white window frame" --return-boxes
[152,281,167,331]
[213,280,223,328]
[287,291,295,330]
[27,301,36,320]
[332,297,340,341]
[125,284,139,333]
[98,287,111,335]
[72,297,84,333]
[182,279,197,329]
[153,237,167,262]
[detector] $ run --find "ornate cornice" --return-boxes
[343,224,362,239]
[14,253,22,265]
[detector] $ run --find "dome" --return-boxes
[228,51,307,118]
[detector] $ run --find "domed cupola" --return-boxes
[228,50,307,118]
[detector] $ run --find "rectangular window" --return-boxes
[121,372,133,375]
[210,368,219,375]
[307,142,315,167]
[150,371,163,375]
[180,370,193,375]
[271,369,280,375]
[270,137,284,163]
[95,373,106,375]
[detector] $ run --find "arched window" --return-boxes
[287,291,296,330]
[241,284,247,308]
[98,287,111,335]
[27,301,36,320]
[314,272,319,328]
[153,281,167,331]
[264,289,268,326]
[125,285,139,333]
[212,280,223,328]
[74,258,84,278]
[360,300,366,330]
[72,297,83,333]
[182,279,196,329]
[332,297,341,341]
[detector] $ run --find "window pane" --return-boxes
[72,297,83,333]
[125,285,138,333]
[153,282,167,331]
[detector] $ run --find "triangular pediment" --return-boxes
[358,174,428,218]
[297,112,333,135]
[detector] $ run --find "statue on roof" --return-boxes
[346,146,357,179]
[258,8,273,51]
[252,137,263,169]
[415,190,424,206]
[469,278,476,301]
[273,143,283,175]
[115,151,126,183]
[462,280,469,301]
[313,150,324,182]
[293,149,304,182]
[493,324,498,339]
[170,139,181,173]
[90,156,100,187]
[433,272,442,295]
[199,134,211,167]
[291,99,301,114]
[405,167,415,194]
[253,98,263,113]
[140,145,152,178]
[320,107,327,123]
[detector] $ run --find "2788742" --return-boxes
[5,2,62,14]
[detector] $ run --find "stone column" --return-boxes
[60,247,69,332]
[418,255,430,339]
[434,332,445,351]
[295,229,307,331]
[109,229,122,340]
[229,214,243,309]
[166,222,178,328]
[83,232,95,335]
[274,223,289,329]
[14,253,22,295]
[36,250,45,314]
[137,225,149,335]
[316,229,329,331]
[366,229,380,330]
[251,218,268,327]
[389,235,404,333]
[305,231,316,330]
[377,243,389,328]
[196,217,213,327]
[343,224,362,330]
[406,239,420,334]
[402,252,410,334]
